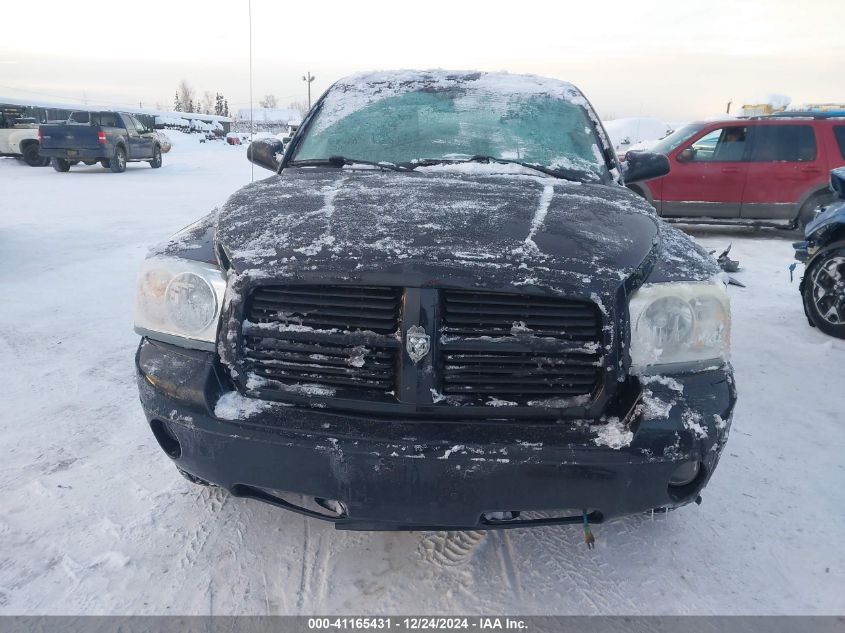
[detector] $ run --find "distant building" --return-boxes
[234,107,302,134]
[0,96,232,133]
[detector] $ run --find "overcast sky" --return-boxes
[2,0,843,120]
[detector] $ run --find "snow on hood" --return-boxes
[213,168,664,295]
[154,168,719,291]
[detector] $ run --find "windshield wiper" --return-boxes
[406,155,590,182]
[289,156,411,172]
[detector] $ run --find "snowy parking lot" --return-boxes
[1,134,842,615]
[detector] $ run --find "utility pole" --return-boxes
[302,71,316,110]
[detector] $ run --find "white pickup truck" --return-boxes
[0,116,50,166]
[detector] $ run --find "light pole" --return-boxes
[302,72,316,110]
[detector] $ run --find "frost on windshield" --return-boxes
[295,70,606,180]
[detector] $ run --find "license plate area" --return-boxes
[66,150,78,157]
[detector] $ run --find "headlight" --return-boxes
[134,256,226,349]
[628,280,730,373]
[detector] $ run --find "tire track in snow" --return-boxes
[312,531,332,608]
[495,531,523,599]
[418,531,487,567]
[296,515,311,611]
[296,513,333,612]
[178,486,229,572]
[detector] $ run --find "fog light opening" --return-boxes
[669,461,701,488]
[315,497,348,517]
[150,419,181,459]
[483,511,518,522]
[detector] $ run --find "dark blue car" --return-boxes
[794,167,845,339]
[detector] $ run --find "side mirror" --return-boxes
[621,150,670,184]
[831,167,845,199]
[676,147,695,163]
[247,138,284,171]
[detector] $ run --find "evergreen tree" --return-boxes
[173,91,182,112]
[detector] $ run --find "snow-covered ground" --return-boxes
[1,134,843,615]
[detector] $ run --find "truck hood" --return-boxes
[213,167,664,296]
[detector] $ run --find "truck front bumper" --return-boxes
[136,338,736,531]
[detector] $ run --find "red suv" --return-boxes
[629,114,845,228]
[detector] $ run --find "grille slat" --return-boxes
[443,326,598,338]
[252,297,399,313]
[253,367,394,390]
[446,385,589,398]
[248,313,397,332]
[258,287,399,300]
[249,286,400,335]
[444,365,598,377]
[444,304,595,318]
[242,285,401,397]
[443,353,600,367]
[247,349,396,370]
[440,290,604,402]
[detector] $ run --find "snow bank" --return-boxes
[603,117,674,150]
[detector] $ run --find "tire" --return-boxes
[51,158,70,172]
[177,467,212,486]
[21,143,44,167]
[100,159,110,168]
[802,247,845,339]
[109,146,126,173]
[798,191,835,231]
[149,144,162,168]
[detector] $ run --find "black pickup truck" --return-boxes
[38,111,162,173]
[134,70,736,533]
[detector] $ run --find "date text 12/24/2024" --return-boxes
[307,617,528,630]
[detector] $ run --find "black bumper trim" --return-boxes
[136,338,736,530]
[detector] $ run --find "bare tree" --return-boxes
[288,100,309,118]
[202,91,214,115]
[259,94,278,109]
[177,80,195,114]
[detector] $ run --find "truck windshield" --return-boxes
[650,123,706,155]
[292,74,608,181]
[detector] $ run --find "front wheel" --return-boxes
[109,146,126,173]
[798,192,835,231]
[149,145,162,168]
[803,248,845,339]
[51,158,70,172]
